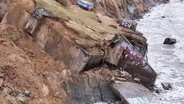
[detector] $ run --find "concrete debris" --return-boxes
[25,7,54,35]
[112,82,155,104]
[33,7,54,19]
[119,19,138,31]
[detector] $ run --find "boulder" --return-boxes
[161,82,172,90]
[154,88,163,93]
[163,38,176,45]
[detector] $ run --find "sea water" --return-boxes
[137,0,184,103]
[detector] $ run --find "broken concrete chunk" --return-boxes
[119,19,137,31]
[161,82,172,90]
[33,7,54,19]
[25,14,104,73]
[25,16,39,35]
[25,7,54,35]
[43,26,103,73]
[112,82,154,104]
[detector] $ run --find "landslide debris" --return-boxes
[0,0,166,103]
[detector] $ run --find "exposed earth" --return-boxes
[0,0,169,104]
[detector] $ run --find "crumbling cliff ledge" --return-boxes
[0,0,168,104]
[66,0,169,20]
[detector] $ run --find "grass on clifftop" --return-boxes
[36,0,120,48]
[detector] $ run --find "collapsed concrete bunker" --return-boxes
[25,7,104,73]
[24,7,157,103]
[105,35,156,86]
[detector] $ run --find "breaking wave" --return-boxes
[137,0,184,103]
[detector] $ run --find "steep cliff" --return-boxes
[0,0,167,103]
[0,0,12,21]
[66,0,169,19]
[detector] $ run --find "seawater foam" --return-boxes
[137,1,184,104]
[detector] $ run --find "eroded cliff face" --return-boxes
[1,0,36,30]
[0,0,12,21]
[0,0,165,103]
[94,0,169,19]
[0,24,68,104]
[66,0,169,19]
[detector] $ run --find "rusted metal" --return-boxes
[105,35,157,85]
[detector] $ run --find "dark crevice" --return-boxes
[98,83,104,102]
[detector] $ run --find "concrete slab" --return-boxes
[112,82,154,104]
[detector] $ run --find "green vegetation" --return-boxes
[4,31,21,42]
[36,0,120,48]
[55,0,68,6]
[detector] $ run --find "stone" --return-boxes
[108,25,118,29]
[61,69,71,79]
[42,84,49,97]
[23,90,32,97]
[161,82,172,90]
[162,16,166,18]
[133,77,141,83]
[163,38,176,45]
[33,7,54,19]
[154,88,163,93]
